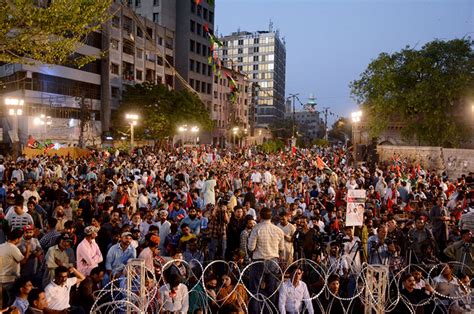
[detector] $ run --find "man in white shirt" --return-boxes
[250,169,262,184]
[277,211,296,267]
[159,273,189,313]
[22,183,41,207]
[44,266,85,313]
[248,207,284,313]
[157,210,171,252]
[278,266,314,314]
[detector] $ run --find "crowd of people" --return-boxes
[0,144,472,314]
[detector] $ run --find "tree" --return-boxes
[0,0,111,66]
[115,82,213,140]
[328,117,351,142]
[269,118,293,140]
[350,38,474,147]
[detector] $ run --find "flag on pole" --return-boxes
[186,192,193,208]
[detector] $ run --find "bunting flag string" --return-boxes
[224,71,240,104]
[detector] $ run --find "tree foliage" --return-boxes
[269,118,293,140]
[350,38,474,147]
[0,0,112,66]
[259,139,285,153]
[116,82,213,140]
[328,117,351,142]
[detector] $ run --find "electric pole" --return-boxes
[322,106,330,141]
[250,82,259,137]
[288,93,299,139]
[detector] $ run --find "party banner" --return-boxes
[346,189,366,226]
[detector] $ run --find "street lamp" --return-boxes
[4,97,24,156]
[232,127,239,147]
[351,111,362,164]
[190,126,199,145]
[33,114,52,140]
[125,113,139,149]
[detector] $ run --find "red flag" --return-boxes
[157,188,163,200]
[146,175,153,187]
[291,146,297,156]
[411,167,416,178]
[333,217,340,232]
[417,164,421,174]
[293,169,298,179]
[203,23,209,33]
[316,156,326,171]
[195,0,202,5]
[186,192,193,208]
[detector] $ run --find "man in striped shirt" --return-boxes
[5,196,33,231]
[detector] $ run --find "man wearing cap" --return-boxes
[43,233,75,288]
[18,225,43,279]
[76,226,103,276]
[105,232,136,280]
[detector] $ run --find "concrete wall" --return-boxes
[377,145,474,178]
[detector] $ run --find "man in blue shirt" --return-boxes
[179,207,201,236]
[105,232,136,280]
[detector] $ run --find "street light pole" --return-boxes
[351,110,362,164]
[125,113,139,150]
[4,98,24,157]
[288,93,299,139]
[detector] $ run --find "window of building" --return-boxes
[202,45,207,57]
[254,37,259,44]
[111,86,120,98]
[253,55,258,61]
[190,78,194,88]
[208,65,212,77]
[203,8,208,20]
[136,70,143,80]
[196,62,201,73]
[197,23,202,36]
[209,11,214,24]
[157,56,163,66]
[122,39,134,55]
[157,36,163,46]
[238,48,243,54]
[136,48,143,59]
[223,49,228,55]
[202,64,206,75]
[237,56,243,62]
[165,36,173,49]
[135,0,141,7]
[261,72,265,79]
[195,80,200,91]
[136,27,143,38]
[112,16,120,28]
[189,59,194,71]
[252,73,258,79]
[110,38,119,50]
[157,76,162,84]
[238,65,243,72]
[153,0,159,6]
[197,5,202,17]
[111,63,119,75]
[196,42,201,54]
[214,91,218,99]
[191,0,196,13]
[201,82,206,93]
[253,46,259,53]
[207,83,212,94]
[223,40,228,47]
[166,55,174,67]
[238,39,243,45]
[153,13,159,23]
[190,20,195,33]
[123,16,133,34]
[190,40,195,52]
[146,27,153,39]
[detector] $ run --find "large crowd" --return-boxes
[0,145,472,314]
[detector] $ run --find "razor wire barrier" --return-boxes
[91,258,473,314]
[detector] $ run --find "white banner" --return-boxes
[346,189,366,226]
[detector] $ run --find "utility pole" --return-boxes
[322,106,330,141]
[78,94,91,148]
[288,93,299,139]
[250,82,259,137]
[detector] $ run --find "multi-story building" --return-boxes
[218,29,286,127]
[211,65,250,147]
[285,110,323,140]
[132,0,215,109]
[0,2,174,147]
